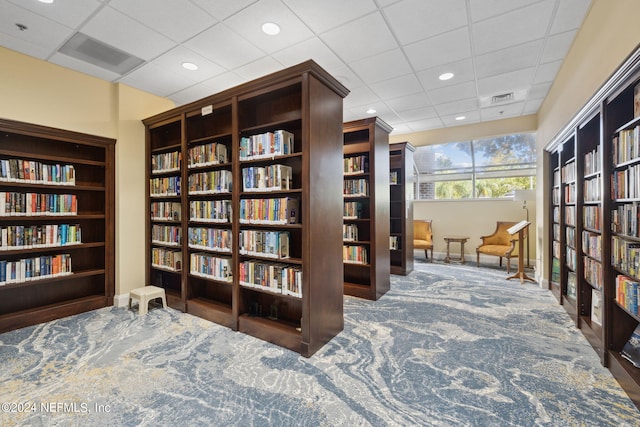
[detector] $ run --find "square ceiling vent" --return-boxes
[478,89,528,109]
[58,32,144,75]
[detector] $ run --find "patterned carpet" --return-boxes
[1,261,639,426]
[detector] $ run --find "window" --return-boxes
[414,132,536,200]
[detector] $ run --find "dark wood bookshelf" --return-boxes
[545,46,640,408]
[389,142,415,276]
[0,118,115,333]
[342,117,391,300]
[143,60,348,357]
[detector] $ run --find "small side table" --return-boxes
[443,235,469,264]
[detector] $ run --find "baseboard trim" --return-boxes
[113,293,129,308]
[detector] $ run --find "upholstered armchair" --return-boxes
[413,220,433,261]
[476,221,519,272]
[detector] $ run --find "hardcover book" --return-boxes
[622,323,640,368]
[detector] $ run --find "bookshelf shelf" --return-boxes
[0,118,115,333]
[544,47,640,408]
[342,118,391,300]
[144,60,347,357]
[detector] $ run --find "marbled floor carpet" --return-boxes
[2,261,640,427]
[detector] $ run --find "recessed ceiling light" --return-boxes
[366,108,376,114]
[261,22,281,35]
[439,72,454,81]
[182,62,198,71]
[455,115,466,121]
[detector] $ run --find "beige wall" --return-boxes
[536,0,640,285]
[0,46,175,297]
[414,199,536,267]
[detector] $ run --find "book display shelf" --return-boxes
[144,61,348,357]
[342,117,391,300]
[389,142,415,276]
[545,47,640,407]
[0,118,115,333]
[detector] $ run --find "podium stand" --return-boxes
[506,220,535,284]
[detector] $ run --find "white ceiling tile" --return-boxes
[442,110,481,127]
[389,124,413,135]
[528,82,552,100]
[417,59,475,90]
[404,27,471,71]
[234,56,284,80]
[82,6,174,60]
[406,117,444,132]
[475,40,543,79]
[383,0,467,45]
[50,51,122,82]
[434,98,479,116]
[118,62,197,97]
[224,0,314,54]
[322,65,365,91]
[398,106,438,122]
[540,31,576,64]
[428,81,477,105]
[469,0,540,23]
[549,0,592,34]
[480,101,525,121]
[472,0,555,55]
[370,74,423,100]
[523,97,544,114]
[184,23,265,69]
[200,71,246,95]
[283,0,377,33]
[385,93,432,112]
[108,0,217,43]
[343,85,382,109]
[149,46,227,83]
[190,0,260,21]
[477,67,536,98]
[167,82,222,106]
[7,0,103,28]
[272,37,345,71]
[0,1,74,59]
[350,49,412,84]
[320,12,398,63]
[533,60,561,85]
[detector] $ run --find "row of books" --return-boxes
[0,192,77,216]
[390,235,400,250]
[188,170,232,194]
[238,230,289,259]
[553,169,560,187]
[612,235,640,277]
[190,253,231,282]
[344,155,368,175]
[151,150,181,173]
[239,259,302,298]
[612,202,640,237]
[0,158,75,185]
[616,274,640,316]
[188,142,228,167]
[0,224,81,250]
[612,125,640,166]
[584,146,601,176]
[583,175,601,202]
[552,187,561,205]
[565,182,576,204]
[238,197,298,225]
[582,230,602,259]
[239,130,294,160]
[390,170,399,185]
[151,201,181,221]
[343,245,368,265]
[584,256,603,289]
[344,201,362,219]
[566,246,577,271]
[584,205,601,230]
[566,227,576,247]
[611,165,640,200]
[189,227,232,252]
[553,223,560,241]
[242,164,292,192]
[0,254,72,285]
[151,225,181,246]
[567,271,577,300]
[150,176,180,197]
[553,240,561,259]
[190,200,232,223]
[591,288,603,326]
[343,224,358,242]
[344,178,369,196]
[565,206,576,226]
[562,160,576,182]
[151,248,182,271]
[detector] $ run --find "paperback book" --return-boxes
[622,323,640,368]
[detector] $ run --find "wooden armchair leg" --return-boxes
[424,250,429,261]
[499,257,503,267]
[476,252,479,267]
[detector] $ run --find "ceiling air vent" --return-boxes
[58,32,144,75]
[491,92,514,104]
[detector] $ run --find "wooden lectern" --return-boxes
[506,220,535,284]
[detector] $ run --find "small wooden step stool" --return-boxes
[129,285,167,315]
